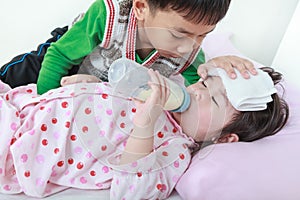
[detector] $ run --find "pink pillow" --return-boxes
[176,84,300,200]
[176,33,300,200]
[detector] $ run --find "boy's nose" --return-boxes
[177,38,195,54]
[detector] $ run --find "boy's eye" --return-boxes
[202,81,207,87]
[170,31,184,39]
[198,34,207,39]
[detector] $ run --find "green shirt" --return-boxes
[37,0,204,94]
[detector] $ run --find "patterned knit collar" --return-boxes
[125,9,160,67]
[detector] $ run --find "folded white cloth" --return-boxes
[208,68,277,111]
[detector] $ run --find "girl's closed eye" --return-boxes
[202,80,219,106]
[212,96,219,107]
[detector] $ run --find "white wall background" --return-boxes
[0,0,94,64]
[272,1,300,87]
[216,0,300,87]
[0,0,299,87]
[216,0,298,66]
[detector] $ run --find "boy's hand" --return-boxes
[60,74,101,86]
[198,55,258,79]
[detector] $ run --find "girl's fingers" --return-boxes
[147,69,170,106]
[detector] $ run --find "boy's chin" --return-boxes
[159,51,181,58]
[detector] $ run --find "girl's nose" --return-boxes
[188,81,206,94]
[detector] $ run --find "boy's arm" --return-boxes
[198,32,258,79]
[60,74,101,86]
[37,0,106,94]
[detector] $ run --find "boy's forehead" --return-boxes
[159,10,216,35]
[147,7,217,31]
[172,25,216,36]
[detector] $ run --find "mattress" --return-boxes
[0,189,182,200]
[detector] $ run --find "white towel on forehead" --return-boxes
[208,68,277,111]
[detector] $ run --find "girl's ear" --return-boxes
[132,0,150,20]
[217,133,239,143]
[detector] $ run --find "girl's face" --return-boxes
[172,76,239,142]
[134,2,215,58]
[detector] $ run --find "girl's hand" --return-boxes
[60,74,101,86]
[198,55,258,79]
[133,69,170,128]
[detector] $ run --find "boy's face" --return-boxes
[172,76,239,142]
[135,6,216,58]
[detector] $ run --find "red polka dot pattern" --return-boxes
[1,82,192,198]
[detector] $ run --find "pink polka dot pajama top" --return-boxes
[0,81,195,200]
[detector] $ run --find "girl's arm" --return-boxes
[110,138,192,199]
[120,69,170,164]
[109,70,192,198]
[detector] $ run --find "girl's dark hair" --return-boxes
[146,0,231,25]
[220,67,290,142]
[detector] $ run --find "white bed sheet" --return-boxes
[0,189,182,200]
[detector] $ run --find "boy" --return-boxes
[0,0,256,94]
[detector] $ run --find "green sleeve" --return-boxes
[181,49,206,86]
[37,0,107,94]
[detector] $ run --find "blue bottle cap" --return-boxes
[170,87,190,112]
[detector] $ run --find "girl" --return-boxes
[0,67,288,199]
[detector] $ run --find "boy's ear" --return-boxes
[132,0,150,20]
[217,133,239,143]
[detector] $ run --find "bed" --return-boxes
[1,0,300,199]
[0,189,181,200]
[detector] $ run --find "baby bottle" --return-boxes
[108,58,190,112]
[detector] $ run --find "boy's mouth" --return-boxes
[159,51,181,58]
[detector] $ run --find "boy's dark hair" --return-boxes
[147,0,231,24]
[221,67,290,142]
